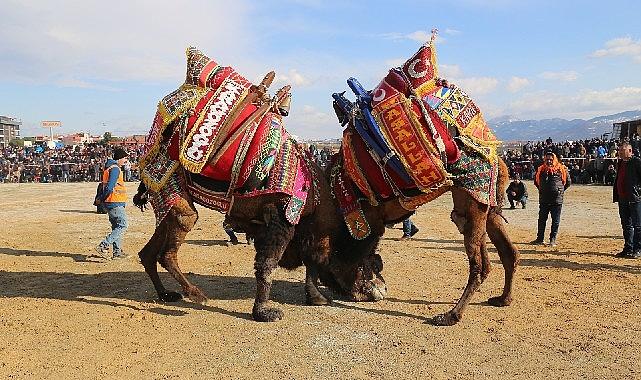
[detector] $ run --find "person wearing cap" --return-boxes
[506,173,528,209]
[95,147,130,259]
[531,151,570,247]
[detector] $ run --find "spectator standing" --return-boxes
[95,148,130,259]
[531,151,571,247]
[613,143,641,259]
[506,174,528,209]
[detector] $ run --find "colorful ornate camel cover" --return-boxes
[139,47,313,225]
[333,31,500,239]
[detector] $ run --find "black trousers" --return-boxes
[618,201,641,252]
[537,203,562,241]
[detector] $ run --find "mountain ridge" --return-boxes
[489,110,641,142]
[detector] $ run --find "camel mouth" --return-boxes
[363,274,387,301]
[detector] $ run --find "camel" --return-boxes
[344,155,518,326]
[134,42,518,325]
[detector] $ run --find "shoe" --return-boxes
[522,204,526,209]
[112,252,130,260]
[529,239,544,245]
[615,250,633,258]
[94,243,110,259]
[400,234,411,241]
[628,251,641,259]
[548,239,557,247]
[409,226,419,237]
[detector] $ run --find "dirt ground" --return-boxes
[0,181,639,379]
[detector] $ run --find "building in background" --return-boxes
[0,116,21,147]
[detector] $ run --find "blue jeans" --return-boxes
[618,201,641,252]
[102,206,128,253]
[537,203,562,242]
[403,218,416,236]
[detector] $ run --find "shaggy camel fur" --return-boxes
[134,161,387,322]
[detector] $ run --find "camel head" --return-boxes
[318,230,388,302]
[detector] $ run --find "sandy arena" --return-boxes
[0,181,639,379]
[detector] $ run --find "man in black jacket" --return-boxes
[506,174,528,209]
[531,152,571,247]
[613,142,641,258]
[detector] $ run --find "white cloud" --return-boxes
[454,77,499,95]
[433,63,498,96]
[591,36,641,63]
[444,28,462,35]
[539,71,579,82]
[0,0,253,86]
[275,69,311,87]
[287,104,339,139]
[506,86,641,119]
[380,30,441,44]
[439,64,463,78]
[507,76,530,92]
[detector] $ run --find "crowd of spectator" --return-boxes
[0,135,633,186]
[0,144,143,183]
[501,136,631,185]
[307,145,336,170]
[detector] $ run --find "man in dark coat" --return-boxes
[531,152,571,247]
[506,173,528,209]
[613,142,641,258]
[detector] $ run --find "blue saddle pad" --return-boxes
[333,78,412,185]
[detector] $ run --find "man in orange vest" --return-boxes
[95,148,129,259]
[530,151,571,247]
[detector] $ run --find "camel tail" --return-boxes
[133,181,149,211]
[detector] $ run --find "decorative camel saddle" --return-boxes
[332,30,502,239]
[138,47,313,225]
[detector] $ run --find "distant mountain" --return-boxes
[489,110,641,142]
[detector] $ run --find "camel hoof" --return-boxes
[252,306,284,322]
[306,293,332,306]
[429,312,460,326]
[488,295,512,307]
[159,291,183,302]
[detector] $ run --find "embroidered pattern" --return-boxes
[149,169,187,225]
[373,93,449,192]
[179,73,250,172]
[448,147,498,206]
[330,156,371,240]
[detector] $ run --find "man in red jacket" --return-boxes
[613,142,641,259]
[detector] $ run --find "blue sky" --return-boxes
[1,0,640,139]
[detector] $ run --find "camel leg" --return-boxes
[486,210,519,306]
[305,265,331,306]
[157,199,208,303]
[138,217,183,302]
[432,189,488,326]
[480,234,491,284]
[252,204,295,322]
